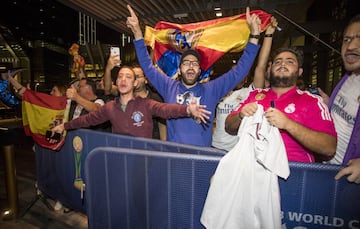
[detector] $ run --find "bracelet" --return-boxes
[264,34,273,37]
[249,34,260,39]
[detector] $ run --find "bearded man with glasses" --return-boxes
[127,5,262,147]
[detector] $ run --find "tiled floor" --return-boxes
[0,120,88,228]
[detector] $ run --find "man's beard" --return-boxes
[134,82,146,92]
[270,72,298,88]
[180,71,199,86]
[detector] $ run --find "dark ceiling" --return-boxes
[0,0,359,75]
[2,0,360,49]
[0,0,133,44]
[1,0,78,46]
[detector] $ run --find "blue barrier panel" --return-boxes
[85,147,220,229]
[279,163,360,229]
[85,147,360,229]
[35,129,225,213]
[35,132,86,212]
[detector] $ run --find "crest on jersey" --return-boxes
[132,111,144,127]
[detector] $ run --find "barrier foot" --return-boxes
[1,208,17,221]
[19,182,54,218]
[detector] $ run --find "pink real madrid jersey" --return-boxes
[231,87,337,162]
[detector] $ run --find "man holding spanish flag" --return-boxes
[126,5,271,147]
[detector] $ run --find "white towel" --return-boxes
[201,105,290,229]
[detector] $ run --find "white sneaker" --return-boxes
[54,201,63,211]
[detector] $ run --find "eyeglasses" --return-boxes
[135,74,145,78]
[182,60,200,67]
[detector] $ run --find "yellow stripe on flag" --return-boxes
[197,19,249,53]
[22,89,69,150]
[22,100,66,135]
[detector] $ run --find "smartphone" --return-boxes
[110,46,121,66]
[52,133,61,141]
[45,130,61,141]
[308,87,320,96]
[46,130,52,139]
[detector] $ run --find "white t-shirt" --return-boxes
[72,98,105,120]
[329,73,360,164]
[212,85,253,151]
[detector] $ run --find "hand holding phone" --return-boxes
[46,130,61,142]
[110,47,121,66]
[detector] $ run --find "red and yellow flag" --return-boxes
[144,10,272,80]
[22,89,69,150]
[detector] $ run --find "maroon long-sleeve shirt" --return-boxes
[64,96,189,138]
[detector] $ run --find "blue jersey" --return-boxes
[134,39,259,146]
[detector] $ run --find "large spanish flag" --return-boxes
[144,10,272,81]
[22,89,70,150]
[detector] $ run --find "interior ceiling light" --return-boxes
[216,12,222,17]
[173,13,188,19]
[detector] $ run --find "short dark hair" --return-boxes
[131,63,141,69]
[53,84,67,96]
[118,65,136,79]
[180,49,200,65]
[82,78,97,93]
[271,47,304,67]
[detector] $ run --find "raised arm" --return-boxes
[253,17,278,89]
[126,5,143,40]
[1,69,27,97]
[246,7,261,46]
[103,55,120,96]
[66,86,103,112]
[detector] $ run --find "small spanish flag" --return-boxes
[22,89,70,150]
[144,10,272,81]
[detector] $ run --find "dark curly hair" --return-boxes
[344,14,360,34]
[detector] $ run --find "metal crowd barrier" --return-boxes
[35,129,360,229]
[35,129,225,213]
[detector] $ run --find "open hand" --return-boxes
[187,98,211,124]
